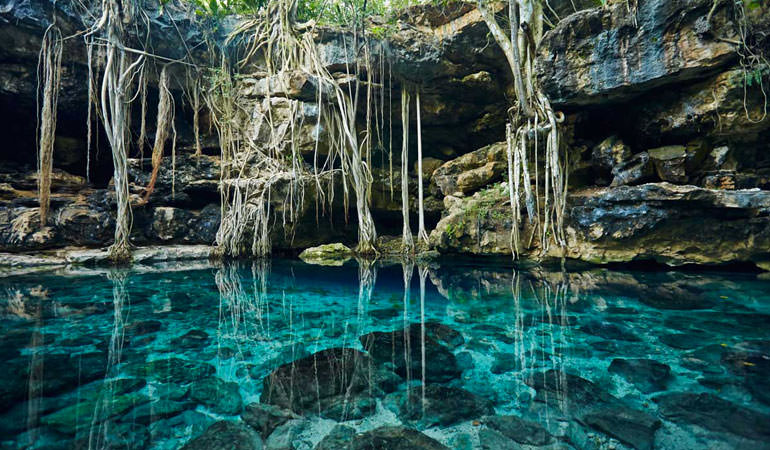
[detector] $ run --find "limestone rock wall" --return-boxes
[1,0,769,269]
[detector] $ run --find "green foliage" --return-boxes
[190,0,267,17]
[745,64,769,87]
[185,0,435,26]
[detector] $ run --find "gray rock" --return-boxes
[608,358,671,393]
[538,0,739,106]
[655,393,770,441]
[482,415,554,446]
[360,325,462,383]
[298,243,353,266]
[347,426,449,450]
[241,403,298,440]
[386,384,494,429]
[181,420,263,450]
[315,425,356,450]
[260,348,398,415]
[581,406,661,450]
[190,377,243,415]
[610,152,656,187]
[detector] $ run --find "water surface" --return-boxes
[1,258,769,449]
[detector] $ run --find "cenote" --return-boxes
[2,0,770,448]
[1,259,770,449]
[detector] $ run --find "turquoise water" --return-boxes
[1,258,770,449]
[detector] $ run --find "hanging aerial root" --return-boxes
[36,25,63,227]
[400,87,414,254]
[142,64,174,203]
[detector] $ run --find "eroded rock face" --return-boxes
[566,183,770,266]
[432,142,506,196]
[538,0,740,106]
[430,179,770,268]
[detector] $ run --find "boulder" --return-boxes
[241,403,299,440]
[580,406,661,450]
[260,348,398,416]
[359,324,462,383]
[190,377,243,415]
[648,146,688,183]
[346,426,449,450]
[298,243,353,266]
[385,384,494,429]
[481,415,554,446]
[181,420,263,450]
[655,393,770,441]
[608,358,671,393]
[432,142,506,196]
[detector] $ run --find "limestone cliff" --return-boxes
[0,0,768,269]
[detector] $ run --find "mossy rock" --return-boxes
[298,243,353,266]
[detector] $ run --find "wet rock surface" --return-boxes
[481,415,554,446]
[385,384,494,429]
[655,392,770,441]
[241,403,299,440]
[346,426,449,450]
[260,347,397,415]
[580,406,661,450]
[181,420,263,450]
[608,358,672,393]
[360,324,462,383]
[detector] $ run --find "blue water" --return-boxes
[1,258,769,449]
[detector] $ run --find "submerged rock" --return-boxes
[263,419,314,450]
[655,392,770,441]
[171,329,210,349]
[347,426,449,450]
[124,399,192,425]
[608,358,671,393]
[315,424,356,450]
[190,377,243,415]
[580,320,640,342]
[181,420,263,450]
[481,415,554,446]
[41,393,150,435]
[123,358,215,384]
[360,324,462,383]
[580,406,661,450]
[385,384,494,429]
[241,403,299,440]
[298,243,353,266]
[260,348,397,417]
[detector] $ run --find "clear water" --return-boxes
[1,258,770,449]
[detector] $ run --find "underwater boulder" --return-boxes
[655,392,770,441]
[241,403,298,440]
[481,415,554,446]
[347,425,449,450]
[608,358,672,394]
[190,377,243,415]
[181,420,263,450]
[260,348,397,417]
[360,324,462,383]
[385,384,494,429]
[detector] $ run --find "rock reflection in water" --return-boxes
[0,259,769,449]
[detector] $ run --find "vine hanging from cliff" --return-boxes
[36,24,63,227]
[477,0,568,259]
[209,0,381,257]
